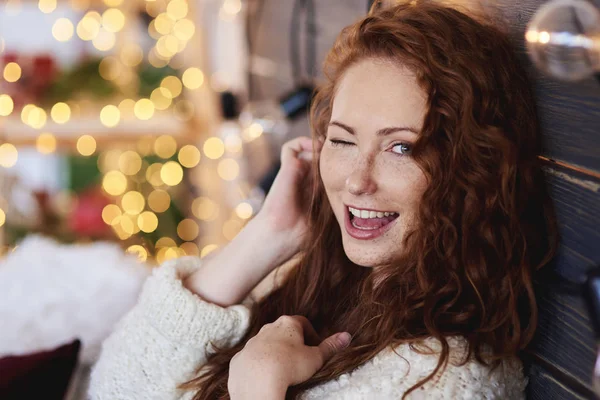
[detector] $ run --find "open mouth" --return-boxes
[347,206,399,231]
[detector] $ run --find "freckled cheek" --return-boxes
[319,149,351,193]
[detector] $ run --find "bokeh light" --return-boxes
[102,8,125,33]
[0,143,18,168]
[137,211,158,233]
[177,218,199,241]
[153,135,177,159]
[36,133,57,154]
[146,163,164,186]
[192,197,219,221]
[180,242,199,256]
[0,94,14,117]
[161,76,183,98]
[160,161,183,186]
[76,135,97,156]
[178,144,200,168]
[121,191,145,215]
[182,67,204,90]
[100,105,120,127]
[4,62,22,82]
[203,137,225,159]
[148,189,171,213]
[118,150,142,175]
[217,158,239,181]
[235,202,253,219]
[126,245,148,262]
[134,98,155,120]
[102,170,127,196]
[51,102,71,124]
[201,244,219,258]
[39,0,57,13]
[101,204,121,225]
[52,18,74,42]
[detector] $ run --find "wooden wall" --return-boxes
[250,1,600,398]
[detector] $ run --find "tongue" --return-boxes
[352,215,397,230]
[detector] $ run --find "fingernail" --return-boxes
[338,332,352,348]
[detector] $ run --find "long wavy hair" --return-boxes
[184,2,557,398]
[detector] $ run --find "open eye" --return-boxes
[391,142,412,155]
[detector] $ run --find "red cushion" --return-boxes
[0,339,80,400]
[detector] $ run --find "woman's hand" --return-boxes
[228,315,351,399]
[183,137,320,307]
[254,136,322,257]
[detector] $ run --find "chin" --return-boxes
[340,236,395,267]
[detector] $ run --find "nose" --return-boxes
[345,156,377,196]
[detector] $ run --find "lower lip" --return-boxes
[343,209,398,240]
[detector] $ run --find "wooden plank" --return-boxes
[544,167,600,283]
[526,363,591,400]
[528,288,596,394]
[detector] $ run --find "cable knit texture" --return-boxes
[89,257,527,400]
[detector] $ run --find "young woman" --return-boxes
[90,2,557,399]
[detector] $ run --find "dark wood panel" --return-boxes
[486,0,600,172]
[526,363,590,400]
[527,287,596,395]
[544,167,600,283]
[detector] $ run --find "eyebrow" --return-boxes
[328,120,419,136]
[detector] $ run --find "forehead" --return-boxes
[331,58,427,132]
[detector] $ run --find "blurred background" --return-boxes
[0,1,371,398]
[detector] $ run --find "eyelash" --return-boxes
[329,139,412,155]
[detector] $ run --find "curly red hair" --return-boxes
[184,2,557,398]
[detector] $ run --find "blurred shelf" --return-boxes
[1,113,197,146]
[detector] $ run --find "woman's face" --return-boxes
[320,58,428,267]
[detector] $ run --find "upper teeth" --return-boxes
[348,207,396,219]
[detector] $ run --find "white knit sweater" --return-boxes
[89,257,527,400]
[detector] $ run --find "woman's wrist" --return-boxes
[182,216,300,306]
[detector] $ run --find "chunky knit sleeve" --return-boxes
[89,256,251,400]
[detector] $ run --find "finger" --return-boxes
[317,332,352,362]
[281,137,315,165]
[291,316,321,346]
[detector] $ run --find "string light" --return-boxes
[77,11,102,41]
[51,102,71,124]
[126,245,148,262]
[102,204,122,225]
[155,237,177,249]
[52,18,74,42]
[0,94,14,117]
[76,135,96,156]
[121,191,145,215]
[180,242,199,256]
[235,202,253,219]
[36,133,57,154]
[4,62,22,82]
[160,76,183,98]
[203,137,225,159]
[0,143,18,168]
[100,105,120,127]
[177,218,199,241]
[201,244,219,258]
[154,13,176,35]
[173,19,195,41]
[103,0,123,7]
[102,8,125,33]
[217,158,240,181]
[153,135,177,159]
[118,150,142,175]
[150,87,173,110]
[178,144,201,168]
[102,170,128,196]
[118,98,136,119]
[160,161,183,186]
[146,163,164,186]
[167,0,189,20]
[192,197,219,221]
[137,211,158,233]
[148,189,171,213]
[182,67,204,89]
[38,0,57,14]
[134,99,155,120]
[99,56,121,81]
[0,208,5,227]
[93,29,116,51]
